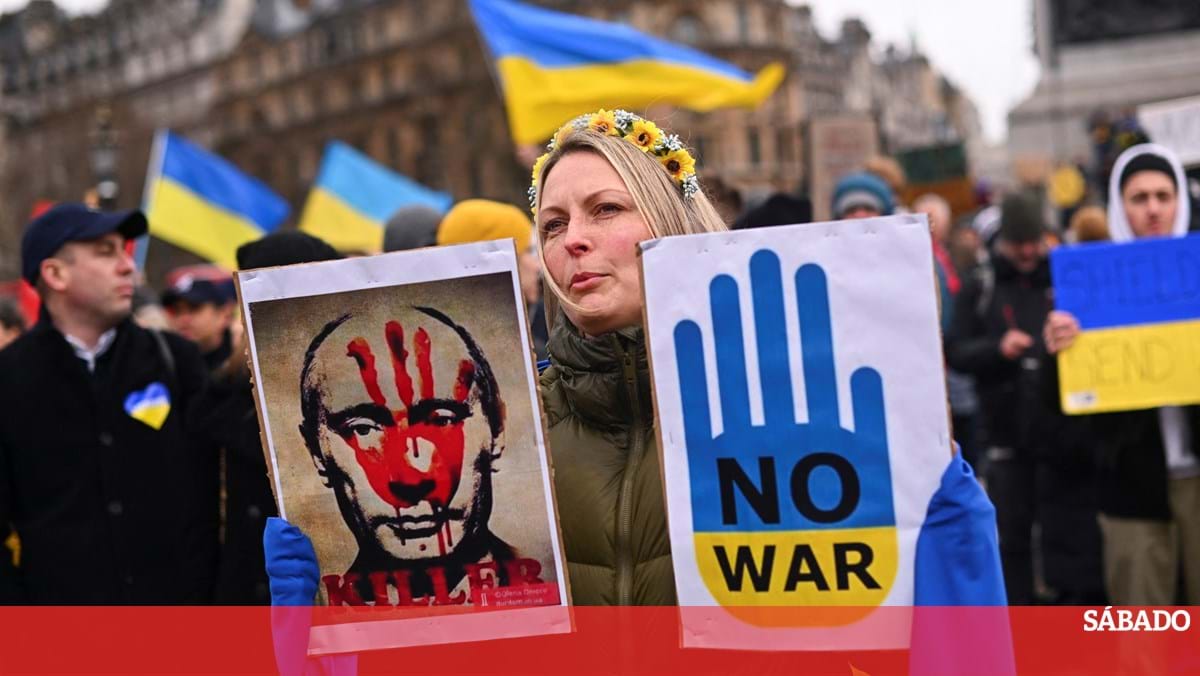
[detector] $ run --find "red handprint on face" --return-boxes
[338,320,476,551]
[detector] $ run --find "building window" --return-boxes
[321,26,339,61]
[417,116,442,188]
[737,2,750,42]
[670,14,706,45]
[777,128,792,163]
[388,127,403,169]
[694,135,708,168]
[747,127,761,166]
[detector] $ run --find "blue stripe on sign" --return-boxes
[1050,234,1200,330]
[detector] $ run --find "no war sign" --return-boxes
[641,215,951,650]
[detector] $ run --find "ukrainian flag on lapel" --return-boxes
[124,382,171,431]
[297,142,452,254]
[143,131,290,269]
[468,0,786,145]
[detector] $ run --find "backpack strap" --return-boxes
[149,328,179,395]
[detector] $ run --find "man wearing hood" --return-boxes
[1045,144,1199,605]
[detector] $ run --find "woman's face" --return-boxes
[539,151,652,336]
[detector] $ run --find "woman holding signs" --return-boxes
[266,111,1003,630]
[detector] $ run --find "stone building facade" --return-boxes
[0,0,981,282]
[1008,0,1200,166]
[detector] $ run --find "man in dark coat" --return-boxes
[0,204,215,603]
[945,193,1056,604]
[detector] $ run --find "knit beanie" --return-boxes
[436,199,532,252]
[998,193,1045,243]
[832,172,895,218]
[383,205,442,252]
[1118,153,1176,192]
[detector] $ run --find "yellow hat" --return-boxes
[436,199,532,252]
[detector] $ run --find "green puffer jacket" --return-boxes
[540,318,676,605]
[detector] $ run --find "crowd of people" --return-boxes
[0,107,1195,617]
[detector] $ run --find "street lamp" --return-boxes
[90,103,119,209]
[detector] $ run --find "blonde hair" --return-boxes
[1068,205,1109,243]
[534,126,727,323]
[865,155,907,194]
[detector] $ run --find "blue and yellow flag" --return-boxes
[469,0,785,145]
[1051,235,1200,414]
[298,142,452,253]
[143,131,289,269]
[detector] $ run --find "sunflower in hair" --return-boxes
[624,119,662,152]
[552,123,574,150]
[531,152,550,184]
[588,109,620,136]
[659,148,696,182]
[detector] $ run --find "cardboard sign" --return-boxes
[1051,236,1200,414]
[237,240,570,654]
[808,116,879,222]
[640,215,950,650]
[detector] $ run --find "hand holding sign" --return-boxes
[673,250,897,625]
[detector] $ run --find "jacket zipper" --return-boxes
[613,337,646,606]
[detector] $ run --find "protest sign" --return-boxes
[808,116,879,222]
[1051,235,1200,414]
[237,240,570,654]
[640,215,951,650]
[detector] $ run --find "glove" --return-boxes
[264,517,357,676]
[265,517,319,606]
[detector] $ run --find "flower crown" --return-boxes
[528,109,700,214]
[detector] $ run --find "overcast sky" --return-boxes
[1,0,1041,144]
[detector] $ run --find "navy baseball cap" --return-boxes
[21,203,147,284]
[161,265,236,307]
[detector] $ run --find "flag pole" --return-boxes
[465,0,539,162]
[135,129,167,273]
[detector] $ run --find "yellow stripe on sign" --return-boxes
[298,188,383,254]
[694,527,897,626]
[497,57,785,145]
[1059,318,1200,414]
[147,179,267,269]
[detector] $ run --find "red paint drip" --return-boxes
[384,321,414,406]
[415,328,433,400]
[453,360,475,402]
[346,338,386,405]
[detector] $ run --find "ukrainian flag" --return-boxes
[143,131,289,269]
[298,142,453,253]
[469,0,785,145]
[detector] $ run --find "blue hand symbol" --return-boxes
[673,250,895,533]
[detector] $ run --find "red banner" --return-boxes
[0,607,1195,674]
